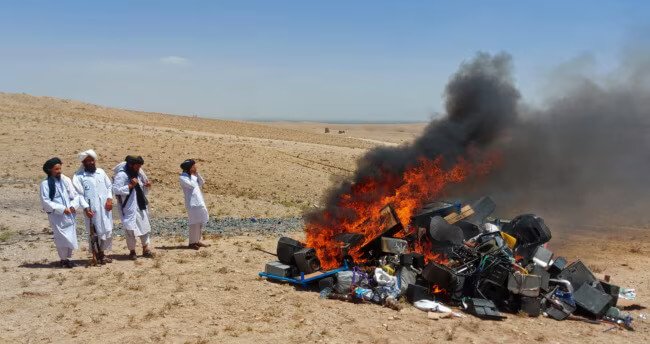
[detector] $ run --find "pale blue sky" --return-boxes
[0,1,647,121]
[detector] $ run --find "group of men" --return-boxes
[39,150,210,268]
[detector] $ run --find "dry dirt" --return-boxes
[0,93,648,343]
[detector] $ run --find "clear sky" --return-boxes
[1,1,647,121]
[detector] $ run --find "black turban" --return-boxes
[180,159,195,172]
[125,155,145,165]
[42,157,62,175]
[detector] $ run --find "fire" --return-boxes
[432,284,447,295]
[305,154,497,269]
[412,233,449,265]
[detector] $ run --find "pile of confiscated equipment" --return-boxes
[258,197,636,329]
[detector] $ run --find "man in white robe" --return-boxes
[39,157,90,268]
[113,155,155,260]
[179,159,210,249]
[72,149,114,264]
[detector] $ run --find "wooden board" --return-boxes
[443,205,475,224]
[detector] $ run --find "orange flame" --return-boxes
[432,284,447,295]
[412,233,449,265]
[305,155,496,269]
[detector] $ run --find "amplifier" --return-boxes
[265,261,298,277]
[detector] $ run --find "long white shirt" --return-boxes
[179,172,209,225]
[112,169,151,236]
[72,168,113,241]
[39,175,88,250]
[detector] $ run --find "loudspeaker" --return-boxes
[548,256,567,277]
[406,283,432,303]
[276,237,304,265]
[573,284,613,318]
[502,214,552,250]
[557,260,598,290]
[520,296,542,317]
[294,248,321,274]
[600,281,620,307]
[399,253,425,269]
[422,261,464,300]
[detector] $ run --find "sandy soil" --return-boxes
[0,228,648,344]
[0,92,390,219]
[0,93,648,343]
[264,121,426,145]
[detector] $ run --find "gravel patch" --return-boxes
[113,216,304,237]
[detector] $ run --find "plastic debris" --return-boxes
[619,288,636,300]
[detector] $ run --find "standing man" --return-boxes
[179,159,210,249]
[113,156,154,260]
[72,149,114,264]
[39,157,90,268]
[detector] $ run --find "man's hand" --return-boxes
[128,178,139,189]
[64,208,72,215]
[85,208,94,218]
[105,199,113,211]
[144,180,152,188]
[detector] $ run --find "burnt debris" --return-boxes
[260,196,636,329]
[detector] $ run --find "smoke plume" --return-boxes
[305,52,520,227]
[307,50,650,230]
[463,52,650,226]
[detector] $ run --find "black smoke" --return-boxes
[307,50,650,230]
[462,52,650,227]
[305,52,521,227]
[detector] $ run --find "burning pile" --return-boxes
[261,197,634,328]
[258,52,643,328]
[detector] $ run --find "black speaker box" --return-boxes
[573,283,613,318]
[399,253,425,269]
[406,283,432,303]
[600,281,620,307]
[294,248,321,274]
[276,237,304,265]
[557,260,597,291]
[501,214,552,249]
[422,261,464,300]
[520,296,542,317]
[548,256,567,277]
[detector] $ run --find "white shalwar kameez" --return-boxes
[72,168,114,251]
[39,175,88,260]
[179,172,209,244]
[113,169,152,250]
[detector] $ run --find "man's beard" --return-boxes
[84,165,96,173]
[54,174,61,180]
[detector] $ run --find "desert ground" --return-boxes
[0,92,648,343]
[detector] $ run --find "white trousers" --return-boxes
[56,246,73,260]
[189,223,203,244]
[88,237,113,251]
[125,230,151,250]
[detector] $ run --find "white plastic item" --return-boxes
[413,299,453,313]
[483,223,500,233]
[374,267,397,287]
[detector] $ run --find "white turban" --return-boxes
[78,149,98,162]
